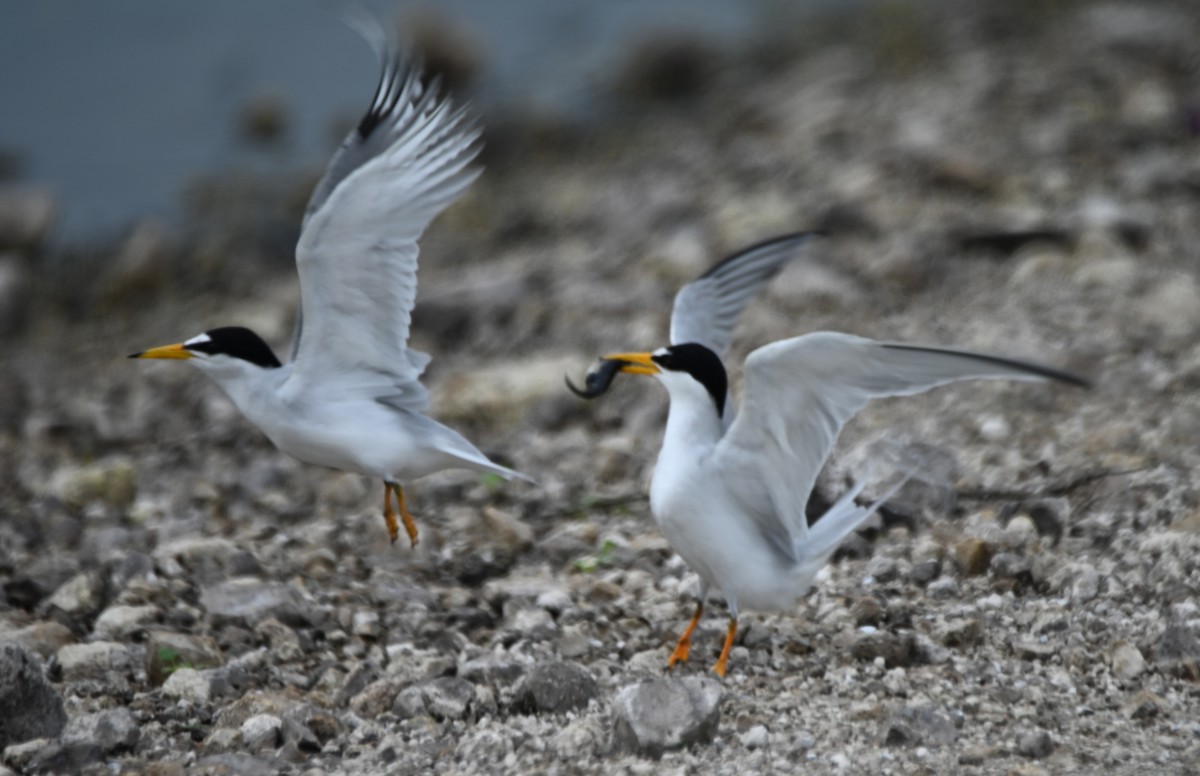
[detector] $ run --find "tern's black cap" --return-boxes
[653,343,727,417]
[188,327,282,368]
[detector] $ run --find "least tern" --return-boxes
[574,232,1088,676]
[132,33,530,546]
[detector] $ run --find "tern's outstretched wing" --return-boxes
[715,333,1088,561]
[670,232,818,357]
[284,45,481,409]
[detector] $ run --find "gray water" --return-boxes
[0,1,785,241]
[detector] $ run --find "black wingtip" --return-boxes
[698,230,823,280]
[881,343,1095,389]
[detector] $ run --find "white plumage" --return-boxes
[132,30,529,546]
[596,233,1088,676]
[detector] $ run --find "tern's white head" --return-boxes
[604,343,728,419]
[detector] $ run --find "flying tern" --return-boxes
[132,31,530,546]
[572,232,1088,676]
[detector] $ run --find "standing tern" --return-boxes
[131,35,531,546]
[571,232,1089,676]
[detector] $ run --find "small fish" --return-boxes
[565,358,626,399]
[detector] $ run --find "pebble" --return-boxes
[200,579,314,628]
[57,641,133,682]
[1109,640,1146,681]
[1004,515,1039,547]
[513,661,599,715]
[61,707,140,753]
[1017,729,1055,759]
[161,668,216,704]
[253,618,304,663]
[504,605,558,641]
[883,705,959,748]
[351,610,381,639]
[394,677,476,721]
[740,724,769,749]
[146,630,224,685]
[347,676,404,717]
[611,677,722,756]
[3,557,79,610]
[43,571,105,619]
[1070,565,1101,603]
[240,714,283,752]
[935,617,984,648]
[954,538,994,576]
[978,415,1011,441]
[851,630,917,667]
[0,644,67,748]
[3,739,103,775]
[1122,689,1169,720]
[926,577,960,598]
[0,621,74,659]
[549,718,605,759]
[989,552,1032,583]
[1149,624,1200,676]
[93,604,160,639]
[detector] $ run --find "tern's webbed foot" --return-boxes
[711,618,737,678]
[383,482,419,547]
[666,602,704,671]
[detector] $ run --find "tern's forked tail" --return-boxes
[800,474,908,564]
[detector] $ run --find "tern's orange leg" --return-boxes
[667,602,704,669]
[393,483,419,548]
[712,617,738,678]
[382,484,400,544]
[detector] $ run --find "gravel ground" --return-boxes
[2,2,1200,774]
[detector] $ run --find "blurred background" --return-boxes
[0,0,777,241]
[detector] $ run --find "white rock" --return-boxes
[351,610,381,639]
[1005,515,1039,548]
[1110,640,1146,681]
[611,677,722,756]
[978,415,1011,442]
[741,724,770,749]
[240,713,282,751]
[93,605,159,639]
[45,573,103,618]
[57,641,132,682]
[161,668,213,704]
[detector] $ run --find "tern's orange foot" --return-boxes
[382,484,400,544]
[711,617,737,678]
[666,602,704,671]
[394,484,419,548]
[667,640,691,668]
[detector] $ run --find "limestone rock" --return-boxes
[611,677,722,756]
